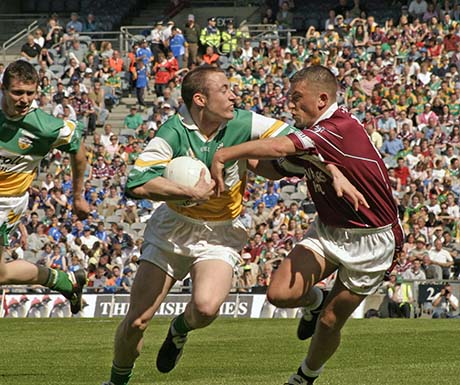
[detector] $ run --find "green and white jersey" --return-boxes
[0,106,83,197]
[127,107,295,221]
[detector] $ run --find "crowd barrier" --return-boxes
[2,281,459,319]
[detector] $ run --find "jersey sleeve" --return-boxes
[249,111,297,139]
[51,119,84,154]
[125,125,179,191]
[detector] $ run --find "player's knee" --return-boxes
[192,298,220,320]
[317,309,340,335]
[267,285,297,308]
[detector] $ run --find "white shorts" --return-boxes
[140,203,248,280]
[0,193,29,244]
[298,219,395,295]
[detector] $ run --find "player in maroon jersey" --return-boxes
[211,65,403,385]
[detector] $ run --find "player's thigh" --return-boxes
[189,259,234,315]
[269,244,337,301]
[126,260,176,325]
[319,278,366,331]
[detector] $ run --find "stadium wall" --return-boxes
[3,282,459,319]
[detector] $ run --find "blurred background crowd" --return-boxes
[2,0,460,304]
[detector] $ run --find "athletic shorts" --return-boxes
[140,203,248,280]
[0,193,29,246]
[298,218,395,296]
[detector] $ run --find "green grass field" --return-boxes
[0,318,458,385]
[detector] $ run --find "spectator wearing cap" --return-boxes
[122,201,139,225]
[417,103,438,128]
[183,14,200,66]
[110,225,133,252]
[200,17,221,52]
[81,226,100,249]
[66,12,83,33]
[221,20,242,56]
[150,21,166,61]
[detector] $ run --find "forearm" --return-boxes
[128,177,198,201]
[215,136,298,164]
[70,144,87,199]
[248,159,284,180]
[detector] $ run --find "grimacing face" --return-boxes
[201,72,236,122]
[288,80,323,128]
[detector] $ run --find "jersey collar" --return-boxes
[311,102,338,127]
[178,104,227,138]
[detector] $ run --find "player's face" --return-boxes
[202,72,235,122]
[2,79,38,118]
[288,80,323,128]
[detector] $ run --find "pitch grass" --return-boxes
[0,318,458,385]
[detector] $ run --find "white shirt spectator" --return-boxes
[447,205,460,219]
[53,103,77,121]
[429,248,453,266]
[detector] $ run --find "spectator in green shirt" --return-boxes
[123,106,143,130]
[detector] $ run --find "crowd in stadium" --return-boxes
[2,0,460,298]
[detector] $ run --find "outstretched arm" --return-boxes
[211,136,297,194]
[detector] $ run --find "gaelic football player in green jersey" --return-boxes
[0,60,89,314]
[103,66,298,385]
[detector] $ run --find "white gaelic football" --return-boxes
[164,157,211,207]
[164,156,211,186]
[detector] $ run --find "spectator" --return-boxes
[124,106,143,130]
[153,53,171,97]
[431,284,459,318]
[200,17,221,51]
[381,129,404,158]
[169,27,186,69]
[66,12,83,33]
[121,201,139,225]
[83,13,97,33]
[21,34,41,61]
[429,238,454,279]
[387,275,413,318]
[183,14,200,66]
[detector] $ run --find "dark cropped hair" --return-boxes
[2,60,39,90]
[181,66,225,110]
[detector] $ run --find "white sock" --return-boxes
[307,286,323,310]
[301,360,324,378]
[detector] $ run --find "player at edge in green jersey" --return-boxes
[0,60,89,314]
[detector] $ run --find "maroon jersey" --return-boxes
[286,105,400,233]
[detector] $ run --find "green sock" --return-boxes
[44,269,72,295]
[172,313,192,336]
[110,362,133,385]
